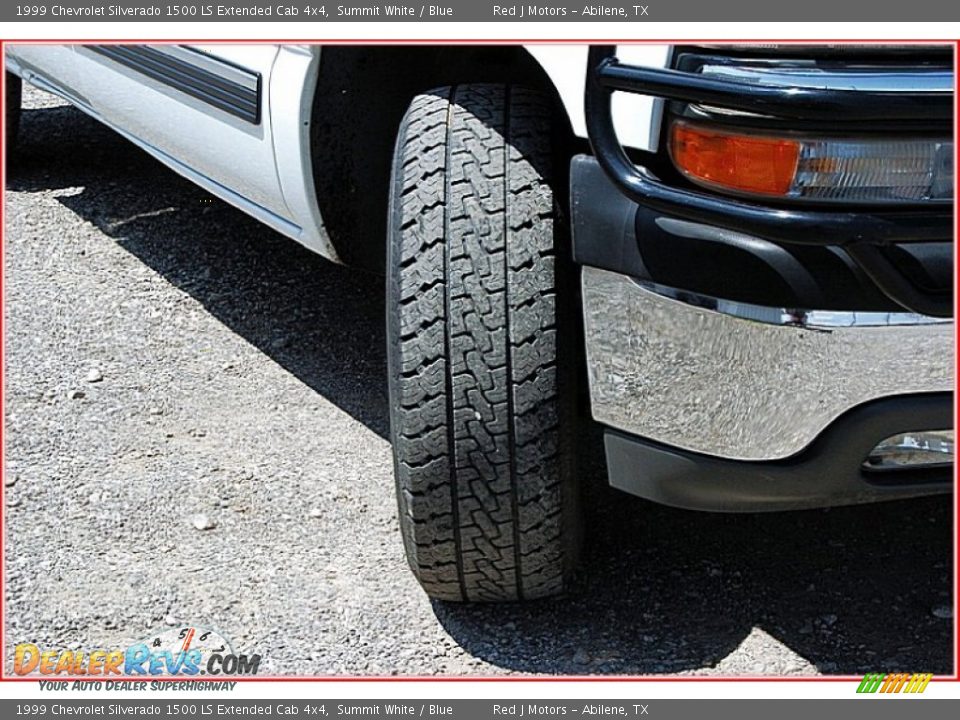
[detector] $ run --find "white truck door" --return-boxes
[6,43,300,240]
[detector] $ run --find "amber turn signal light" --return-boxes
[669,121,801,197]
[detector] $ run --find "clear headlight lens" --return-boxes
[793,138,953,202]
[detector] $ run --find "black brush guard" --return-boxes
[584,45,955,318]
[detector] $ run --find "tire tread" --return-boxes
[388,84,577,602]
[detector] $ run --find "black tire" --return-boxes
[6,72,22,152]
[387,84,580,602]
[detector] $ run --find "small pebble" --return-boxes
[309,508,323,518]
[85,369,104,383]
[191,513,216,531]
[4,474,19,488]
[67,390,85,400]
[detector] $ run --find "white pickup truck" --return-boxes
[5,43,954,603]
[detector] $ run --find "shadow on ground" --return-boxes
[9,105,390,440]
[6,103,953,676]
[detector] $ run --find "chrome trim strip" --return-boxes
[86,45,261,124]
[699,65,954,94]
[582,266,954,462]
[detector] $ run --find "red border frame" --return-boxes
[0,37,956,684]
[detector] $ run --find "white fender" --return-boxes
[523,44,672,151]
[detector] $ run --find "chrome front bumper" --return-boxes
[582,266,954,462]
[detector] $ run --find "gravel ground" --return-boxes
[3,85,954,677]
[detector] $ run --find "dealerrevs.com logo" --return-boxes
[14,626,261,677]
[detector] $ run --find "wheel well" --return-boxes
[309,46,572,273]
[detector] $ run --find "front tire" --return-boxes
[387,84,580,602]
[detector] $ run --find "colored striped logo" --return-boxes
[857,672,932,694]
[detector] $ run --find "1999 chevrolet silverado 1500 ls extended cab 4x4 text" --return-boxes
[4,43,955,602]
